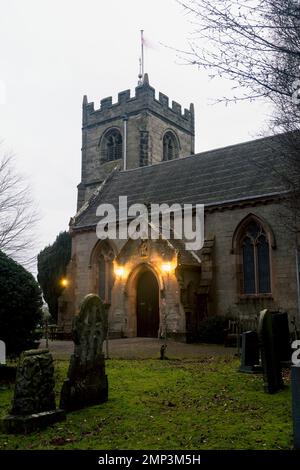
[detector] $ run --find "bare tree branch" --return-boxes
[0,146,40,268]
[176,0,300,103]
[176,0,300,240]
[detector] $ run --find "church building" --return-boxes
[58,74,299,341]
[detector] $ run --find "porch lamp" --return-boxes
[60,278,69,288]
[161,262,172,274]
[114,265,125,279]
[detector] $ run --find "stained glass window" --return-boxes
[240,220,271,294]
[257,235,271,293]
[242,237,256,294]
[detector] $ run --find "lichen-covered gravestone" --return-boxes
[60,294,108,411]
[2,350,65,433]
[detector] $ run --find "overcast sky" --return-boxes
[0,0,272,274]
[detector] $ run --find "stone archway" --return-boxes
[124,263,163,338]
[136,270,159,337]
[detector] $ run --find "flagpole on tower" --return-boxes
[141,29,144,80]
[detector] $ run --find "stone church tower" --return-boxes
[77,74,195,210]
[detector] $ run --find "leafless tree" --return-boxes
[177,0,300,105]
[0,148,39,267]
[177,0,300,231]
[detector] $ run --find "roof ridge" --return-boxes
[118,131,292,175]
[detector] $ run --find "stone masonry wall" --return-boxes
[205,201,298,319]
[60,199,298,336]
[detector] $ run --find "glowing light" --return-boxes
[115,267,124,277]
[161,262,172,273]
[114,264,127,279]
[60,278,68,288]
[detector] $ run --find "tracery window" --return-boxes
[240,221,271,294]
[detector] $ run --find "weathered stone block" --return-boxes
[12,350,56,415]
[1,409,65,434]
[1,349,65,433]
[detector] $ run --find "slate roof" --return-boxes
[73,133,291,230]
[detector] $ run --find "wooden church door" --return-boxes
[136,271,159,337]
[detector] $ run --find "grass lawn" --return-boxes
[0,356,293,450]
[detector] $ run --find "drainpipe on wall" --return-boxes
[123,114,128,170]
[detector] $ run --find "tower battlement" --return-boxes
[82,74,194,134]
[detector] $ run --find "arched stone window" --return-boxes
[232,215,274,295]
[90,241,115,303]
[100,129,122,163]
[163,131,179,161]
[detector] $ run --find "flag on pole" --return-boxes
[138,30,159,85]
[141,33,159,51]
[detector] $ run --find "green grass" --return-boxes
[0,356,293,450]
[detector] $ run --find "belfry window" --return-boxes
[240,221,271,295]
[101,129,122,162]
[163,131,179,161]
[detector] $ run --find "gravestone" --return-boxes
[1,349,65,433]
[271,311,291,364]
[60,294,108,411]
[0,340,5,365]
[239,331,261,373]
[258,309,284,393]
[291,365,300,450]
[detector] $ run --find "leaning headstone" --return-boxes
[60,294,108,411]
[291,365,300,450]
[271,311,291,364]
[258,309,284,393]
[1,349,65,433]
[239,331,261,373]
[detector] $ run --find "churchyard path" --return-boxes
[40,337,236,360]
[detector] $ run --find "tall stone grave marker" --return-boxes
[258,309,284,393]
[2,349,65,433]
[271,311,291,364]
[60,294,108,411]
[239,331,261,373]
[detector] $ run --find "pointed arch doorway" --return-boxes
[136,270,159,337]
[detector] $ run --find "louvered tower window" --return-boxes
[163,131,179,161]
[101,129,122,162]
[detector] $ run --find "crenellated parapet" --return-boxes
[82,74,194,134]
